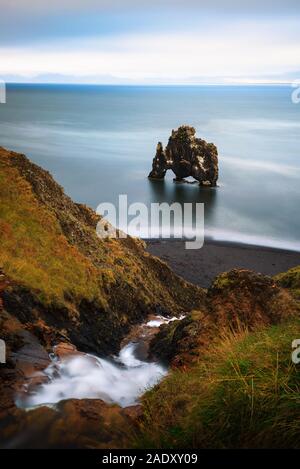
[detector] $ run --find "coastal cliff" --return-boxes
[0,147,299,449]
[0,147,205,356]
[0,147,205,448]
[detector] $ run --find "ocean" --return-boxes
[1,84,300,250]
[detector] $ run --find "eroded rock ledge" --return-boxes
[148,125,219,186]
[149,269,299,367]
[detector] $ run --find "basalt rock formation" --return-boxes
[148,125,219,186]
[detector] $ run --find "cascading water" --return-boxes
[17,315,182,409]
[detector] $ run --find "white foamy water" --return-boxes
[19,342,167,409]
[146,314,185,328]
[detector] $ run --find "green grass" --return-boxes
[0,157,102,305]
[275,267,300,299]
[135,319,300,448]
[210,271,236,290]
[0,151,204,315]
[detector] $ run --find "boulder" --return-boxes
[148,125,219,186]
[0,398,133,449]
[207,269,299,329]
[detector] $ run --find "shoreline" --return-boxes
[146,237,300,253]
[146,238,300,288]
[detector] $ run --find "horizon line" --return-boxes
[5,81,294,87]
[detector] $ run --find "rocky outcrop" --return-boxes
[0,272,49,398]
[0,320,136,449]
[0,289,138,450]
[148,126,219,186]
[150,269,299,366]
[0,397,136,449]
[149,310,212,366]
[207,269,298,328]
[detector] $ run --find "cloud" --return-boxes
[1,18,299,82]
[0,0,299,44]
[0,1,299,83]
[1,0,299,13]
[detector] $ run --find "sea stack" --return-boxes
[148,125,219,186]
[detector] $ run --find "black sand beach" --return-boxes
[146,239,300,288]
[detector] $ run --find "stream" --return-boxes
[17,315,183,409]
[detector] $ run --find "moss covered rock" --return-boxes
[150,269,299,366]
[208,269,299,329]
[275,266,300,299]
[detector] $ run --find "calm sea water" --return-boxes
[1,84,300,250]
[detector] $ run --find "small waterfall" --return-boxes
[17,315,182,409]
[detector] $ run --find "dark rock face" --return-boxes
[148,126,219,186]
[149,310,211,367]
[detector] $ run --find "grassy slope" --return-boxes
[134,270,300,449]
[276,267,300,300]
[135,318,300,448]
[0,154,101,304]
[0,147,205,356]
[0,147,203,311]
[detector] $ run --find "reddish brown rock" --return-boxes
[207,269,299,329]
[54,342,79,359]
[0,398,134,449]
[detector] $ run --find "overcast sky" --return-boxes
[0,0,299,83]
